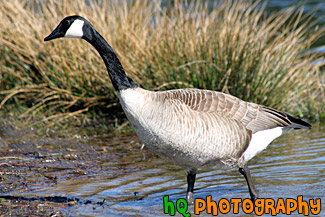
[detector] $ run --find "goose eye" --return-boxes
[63,19,71,27]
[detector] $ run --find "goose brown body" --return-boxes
[118,87,304,169]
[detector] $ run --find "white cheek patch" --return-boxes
[65,19,84,38]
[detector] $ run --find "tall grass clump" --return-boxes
[0,0,324,127]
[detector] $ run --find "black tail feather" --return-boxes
[285,113,312,129]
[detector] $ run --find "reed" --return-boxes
[0,0,324,128]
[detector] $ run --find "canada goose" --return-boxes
[44,15,312,203]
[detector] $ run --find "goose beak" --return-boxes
[44,26,64,41]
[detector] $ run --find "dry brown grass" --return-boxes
[0,0,324,127]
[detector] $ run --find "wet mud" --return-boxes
[0,122,149,216]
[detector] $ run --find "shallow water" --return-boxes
[17,124,323,216]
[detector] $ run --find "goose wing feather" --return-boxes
[165,88,292,133]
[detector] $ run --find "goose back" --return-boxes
[165,88,292,133]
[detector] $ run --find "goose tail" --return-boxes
[285,113,312,129]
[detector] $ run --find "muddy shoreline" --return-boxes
[0,123,146,216]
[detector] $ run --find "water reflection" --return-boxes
[29,124,324,216]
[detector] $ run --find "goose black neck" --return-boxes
[82,23,138,91]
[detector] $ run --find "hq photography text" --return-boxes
[163,195,321,216]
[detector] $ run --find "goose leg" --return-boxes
[239,164,259,201]
[186,168,197,204]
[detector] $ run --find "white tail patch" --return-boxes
[244,127,289,161]
[65,20,84,38]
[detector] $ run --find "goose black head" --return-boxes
[44,15,86,41]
